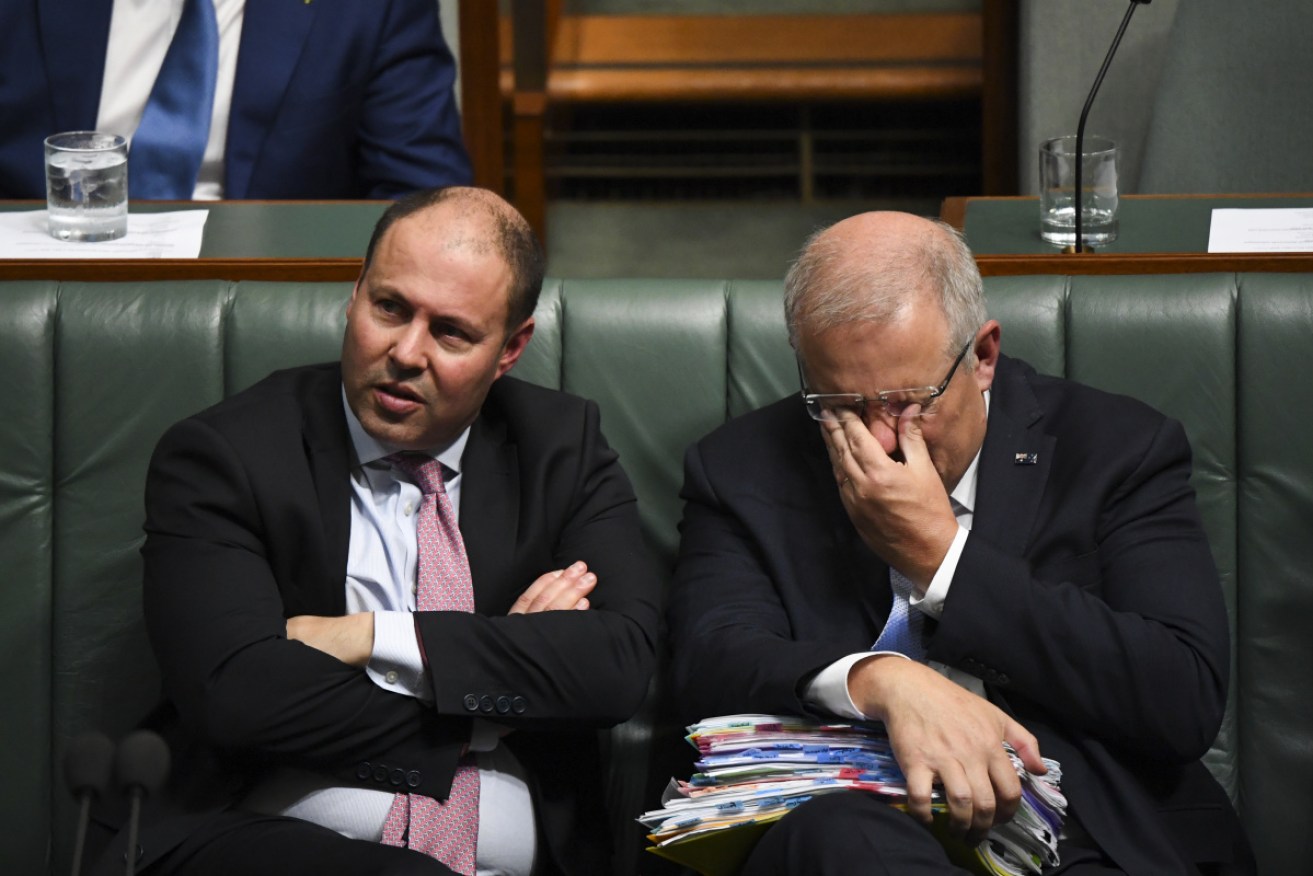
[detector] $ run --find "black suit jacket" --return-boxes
[669,355,1252,874]
[113,364,659,875]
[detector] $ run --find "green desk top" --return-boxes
[1,200,390,259]
[963,196,1313,255]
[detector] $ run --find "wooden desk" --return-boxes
[0,200,390,281]
[941,194,1313,275]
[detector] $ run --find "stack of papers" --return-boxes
[640,714,1066,876]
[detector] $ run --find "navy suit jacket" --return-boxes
[0,0,471,199]
[669,354,1253,874]
[94,365,659,875]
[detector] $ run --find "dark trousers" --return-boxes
[739,793,1126,876]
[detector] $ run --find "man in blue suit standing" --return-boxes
[0,0,472,200]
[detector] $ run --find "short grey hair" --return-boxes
[783,218,986,363]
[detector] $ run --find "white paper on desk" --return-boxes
[1208,208,1313,253]
[0,210,209,259]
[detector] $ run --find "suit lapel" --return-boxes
[302,367,353,615]
[39,0,114,131]
[459,412,521,614]
[972,357,1055,557]
[225,0,317,197]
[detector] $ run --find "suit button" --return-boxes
[463,694,479,712]
[495,696,511,715]
[356,762,372,780]
[479,695,495,714]
[407,770,422,789]
[389,768,405,787]
[511,696,527,714]
[373,764,389,783]
[995,673,1010,686]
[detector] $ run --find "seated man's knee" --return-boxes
[743,793,956,876]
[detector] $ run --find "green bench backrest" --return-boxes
[1,274,1310,874]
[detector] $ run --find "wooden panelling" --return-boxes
[500,14,982,103]
[458,0,506,193]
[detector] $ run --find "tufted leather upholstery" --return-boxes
[2,275,1309,874]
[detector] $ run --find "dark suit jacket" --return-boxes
[669,355,1252,874]
[0,0,470,199]
[107,364,659,875]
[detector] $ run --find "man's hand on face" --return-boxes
[850,655,1047,846]
[509,561,596,614]
[821,405,959,590]
[286,612,375,667]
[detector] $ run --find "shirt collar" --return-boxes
[340,385,470,478]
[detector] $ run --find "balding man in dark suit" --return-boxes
[669,212,1253,875]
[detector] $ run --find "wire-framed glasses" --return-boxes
[800,339,972,422]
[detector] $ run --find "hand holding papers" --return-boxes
[641,714,1066,876]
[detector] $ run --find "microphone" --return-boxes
[1070,0,1152,253]
[63,731,115,876]
[114,730,170,876]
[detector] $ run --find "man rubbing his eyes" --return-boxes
[668,212,1252,876]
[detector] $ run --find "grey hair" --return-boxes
[783,218,986,363]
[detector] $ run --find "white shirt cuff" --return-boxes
[911,524,969,620]
[803,652,911,721]
[468,719,506,753]
[365,611,431,702]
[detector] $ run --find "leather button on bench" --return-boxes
[407,770,422,789]
[463,694,479,712]
[496,695,511,715]
[511,696,527,714]
[479,695,495,713]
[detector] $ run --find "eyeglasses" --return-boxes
[799,339,972,422]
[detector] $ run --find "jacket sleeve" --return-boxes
[142,416,468,796]
[668,440,865,724]
[353,0,472,197]
[415,399,662,730]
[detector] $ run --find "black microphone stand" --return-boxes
[1070,0,1147,253]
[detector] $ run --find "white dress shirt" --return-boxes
[240,392,537,876]
[805,391,992,717]
[97,0,244,199]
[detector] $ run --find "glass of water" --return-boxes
[44,131,129,242]
[1039,135,1119,248]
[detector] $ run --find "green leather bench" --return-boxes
[3,274,1310,874]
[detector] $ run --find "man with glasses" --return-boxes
[667,212,1252,874]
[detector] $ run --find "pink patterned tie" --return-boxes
[381,454,479,875]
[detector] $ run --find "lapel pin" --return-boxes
[1014,452,1038,465]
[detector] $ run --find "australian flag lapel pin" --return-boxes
[1014,451,1038,465]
